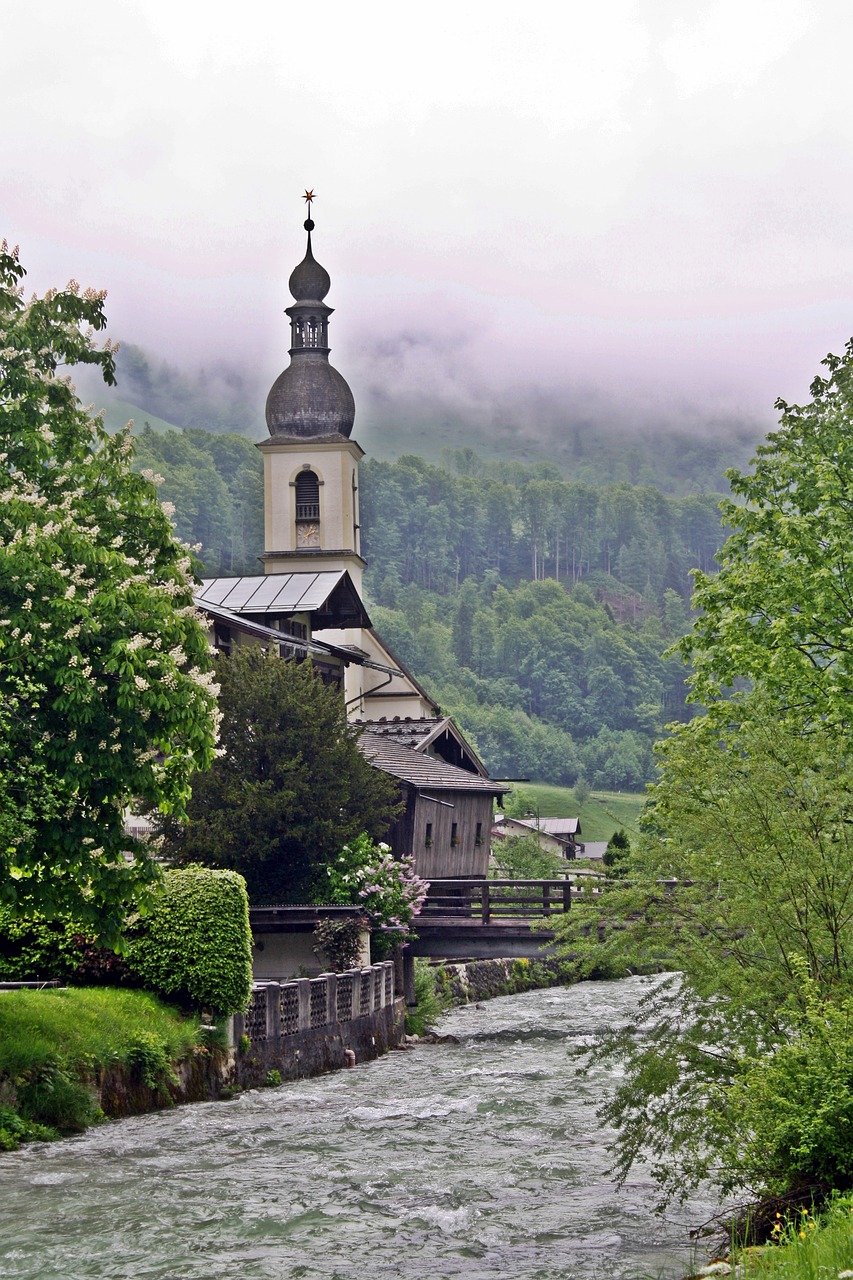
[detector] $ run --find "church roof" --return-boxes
[196,571,370,629]
[358,731,509,794]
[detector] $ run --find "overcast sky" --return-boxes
[4,0,853,438]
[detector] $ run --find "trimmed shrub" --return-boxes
[125,868,252,1015]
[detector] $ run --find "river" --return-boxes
[0,977,719,1280]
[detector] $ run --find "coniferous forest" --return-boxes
[131,414,734,789]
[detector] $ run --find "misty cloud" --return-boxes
[4,0,852,444]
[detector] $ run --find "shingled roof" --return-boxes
[358,729,508,793]
[353,714,489,777]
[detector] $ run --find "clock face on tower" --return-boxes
[297,522,320,548]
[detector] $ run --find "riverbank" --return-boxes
[688,1197,853,1280]
[1,963,405,1149]
[0,987,218,1149]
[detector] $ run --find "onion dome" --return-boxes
[265,214,355,441]
[288,226,331,303]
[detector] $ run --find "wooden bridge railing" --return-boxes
[420,878,581,923]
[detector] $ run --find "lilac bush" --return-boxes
[326,833,429,951]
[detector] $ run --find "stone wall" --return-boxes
[432,957,563,1006]
[234,1000,405,1087]
[232,961,406,1084]
[95,962,406,1119]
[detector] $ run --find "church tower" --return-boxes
[258,203,365,591]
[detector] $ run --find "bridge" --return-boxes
[410,877,593,961]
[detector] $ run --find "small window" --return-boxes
[425,822,433,847]
[451,822,458,847]
[475,822,483,845]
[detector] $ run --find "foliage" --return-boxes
[0,1106,56,1151]
[491,834,564,880]
[159,645,401,903]
[312,916,367,972]
[0,244,219,941]
[125,867,252,1015]
[552,340,853,1205]
[501,786,536,819]
[737,1195,853,1278]
[602,829,630,877]
[325,834,429,953]
[361,453,724,599]
[369,572,683,786]
[552,700,853,1204]
[0,902,148,986]
[405,960,448,1036]
[132,425,263,576]
[729,987,853,1195]
[124,1030,176,1091]
[0,986,201,1146]
[679,340,853,726]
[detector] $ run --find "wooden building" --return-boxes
[359,729,507,879]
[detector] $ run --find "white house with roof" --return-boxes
[492,815,585,860]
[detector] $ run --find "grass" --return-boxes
[0,988,201,1148]
[519,783,647,843]
[725,1197,853,1280]
[0,987,199,1078]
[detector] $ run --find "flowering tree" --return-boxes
[325,833,429,954]
[0,243,219,941]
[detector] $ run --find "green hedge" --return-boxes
[125,868,252,1015]
[0,868,253,1016]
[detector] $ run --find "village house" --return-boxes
[492,814,585,860]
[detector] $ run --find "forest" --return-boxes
[131,423,730,789]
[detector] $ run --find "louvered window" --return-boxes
[295,470,320,520]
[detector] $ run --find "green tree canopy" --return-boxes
[551,342,853,1210]
[0,244,219,942]
[679,340,853,723]
[159,645,401,903]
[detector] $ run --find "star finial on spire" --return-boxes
[303,189,316,205]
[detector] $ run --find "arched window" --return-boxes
[295,470,320,521]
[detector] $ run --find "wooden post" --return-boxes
[392,945,405,996]
[403,951,416,1006]
[543,883,551,917]
[562,880,571,913]
[296,978,311,1032]
[481,881,491,923]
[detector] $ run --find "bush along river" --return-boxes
[0,977,717,1280]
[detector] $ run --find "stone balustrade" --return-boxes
[237,961,396,1045]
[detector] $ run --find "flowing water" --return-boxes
[0,977,718,1280]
